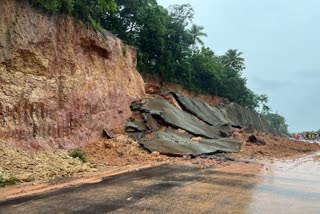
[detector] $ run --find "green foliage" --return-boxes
[122,44,128,57]
[221,49,246,72]
[29,0,117,26]
[101,1,260,108]
[88,16,106,36]
[0,176,20,187]
[261,112,290,136]
[69,150,87,163]
[189,24,207,47]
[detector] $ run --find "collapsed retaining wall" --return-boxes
[0,0,145,149]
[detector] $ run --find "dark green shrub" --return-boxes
[69,150,87,163]
[0,176,20,187]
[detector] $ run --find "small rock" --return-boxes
[151,151,160,157]
[16,173,35,182]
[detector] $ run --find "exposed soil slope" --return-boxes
[0,0,145,149]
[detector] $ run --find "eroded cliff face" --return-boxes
[0,0,145,149]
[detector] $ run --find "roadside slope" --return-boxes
[0,0,145,149]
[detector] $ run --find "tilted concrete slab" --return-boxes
[173,92,279,136]
[218,103,280,135]
[140,98,232,139]
[172,92,233,126]
[141,128,242,156]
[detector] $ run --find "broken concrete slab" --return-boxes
[172,92,279,136]
[125,121,146,132]
[140,128,242,156]
[140,98,232,139]
[126,92,280,157]
[217,103,280,136]
[172,92,233,126]
[142,113,161,132]
[103,129,114,139]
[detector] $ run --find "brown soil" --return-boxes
[1,130,319,201]
[228,130,320,159]
[0,135,223,200]
[81,135,171,166]
[143,75,224,107]
[81,134,224,169]
[2,130,319,186]
[1,127,319,200]
[0,135,222,188]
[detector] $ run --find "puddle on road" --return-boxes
[248,152,320,214]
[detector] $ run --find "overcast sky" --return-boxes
[158,0,320,132]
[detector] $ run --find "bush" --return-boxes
[29,0,117,27]
[0,176,20,187]
[122,44,128,57]
[69,150,87,163]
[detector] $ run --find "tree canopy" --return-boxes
[262,113,289,136]
[189,24,207,47]
[29,0,117,25]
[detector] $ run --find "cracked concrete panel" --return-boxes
[141,128,242,156]
[172,92,233,126]
[171,92,279,136]
[218,103,280,135]
[140,99,232,139]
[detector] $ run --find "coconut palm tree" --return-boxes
[189,24,207,47]
[221,49,246,72]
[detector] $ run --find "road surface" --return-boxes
[0,154,320,213]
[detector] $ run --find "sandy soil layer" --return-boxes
[0,142,97,183]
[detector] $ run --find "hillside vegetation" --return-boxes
[28,0,289,136]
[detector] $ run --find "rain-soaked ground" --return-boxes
[0,153,320,214]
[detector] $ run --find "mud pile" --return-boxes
[0,0,145,149]
[81,135,171,166]
[228,130,320,159]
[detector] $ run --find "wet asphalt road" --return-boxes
[1,155,320,214]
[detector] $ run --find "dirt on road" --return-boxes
[229,130,320,159]
[1,129,320,198]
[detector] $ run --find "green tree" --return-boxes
[221,49,246,72]
[168,4,194,27]
[256,94,271,114]
[262,112,289,136]
[189,24,207,47]
[187,47,222,93]
[29,0,117,26]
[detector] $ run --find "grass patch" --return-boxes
[122,44,128,57]
[0,176,20,187]
[69,150,87,163]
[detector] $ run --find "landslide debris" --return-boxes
[139,98,232,139]
[141,128,241,156]
[172,92,232,126]
[127,93,243,156]
[125,92,319,158]
[173,92,279,135]
[81,135,171,166]
[0,142,96,183]
[228,130,320,159]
